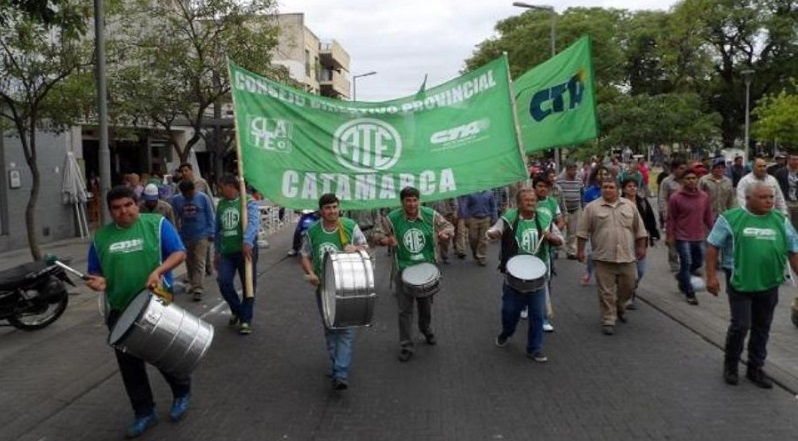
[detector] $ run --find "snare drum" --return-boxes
[108,290,214,377]
[401,263,441,298]
[505,255,547,293]
[321,250,376,329]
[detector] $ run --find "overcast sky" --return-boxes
[276,1,679,102]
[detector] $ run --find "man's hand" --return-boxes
[85,275,106,292]
[343,244,358,253]
[437,231,451,241]
[636,246,646,261]
[665,236,674,247]
[381,236,398,247]
[486,229,501,240]
[243,243,254,260]
[305,273,320,286]
[145,271,161,290]
[706,275,720,296]
[576,250,586,263]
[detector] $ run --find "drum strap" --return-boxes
[337,221,349,247]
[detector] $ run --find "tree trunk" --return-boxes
[23,123,42,261]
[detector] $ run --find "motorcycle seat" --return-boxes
[0,261,50,289]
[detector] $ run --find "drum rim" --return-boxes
[108,290,153,346]
[506,255,547,279]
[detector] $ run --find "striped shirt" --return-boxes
[557,173,583,212]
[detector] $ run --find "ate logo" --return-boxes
[519,230,538,254]
[332,118,402,172]
[318,243,339,262]
[221,207,240,230]
[402,229,426,254]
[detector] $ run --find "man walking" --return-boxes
[170,180,215,301]
[428,198,458,264]
[557,161,583,259]
[577,179,648,335]
[706,182,798,388]
[300,194,369,390]
[659,159,688,272]
[214,174,260,335]
[462,190,497,266]
[139,183,176,226]
[736,157,788,216]
[699,158,736,221]
[667,168,714,305]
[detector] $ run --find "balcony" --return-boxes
[319,39,350,71]
[318,68,350,99]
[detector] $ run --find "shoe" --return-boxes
[625,299,638,310]
[238,322,252,335]
[542,321,554,332]
[286,249,298,257]
[441,258,450,265]
[602,325,615,335]
[580,273,590,286]
[332,378,349,391]
[617,312,627,324]
[686,293,699,305]
[495,333,508,348]
[456,252,466,260]
[477,260,487,267]
[566,254,578,260]
[691,268,703,277]
[423,332,437,345]
[520,308,528,320]
[528,351,548,363]
[125,413,157,438]
[228,316,240,327]
[746,369,773,389]
[398,347,413,362]
[192,292,202,302]
[169,395,190,422]
[724,368,739,386]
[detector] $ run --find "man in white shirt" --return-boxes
[736,157,788,215]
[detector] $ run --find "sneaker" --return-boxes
[580,273,590,286]
[238,322,252,335]
[520,308,528,320]
[686,293,699,305]
[495,333,508,348]
[602,324,615,335]
[746,369,773,389]
[125,413,157,438]
[169,395,190,422]
[625,299,638,310]
[527,351,548,363]
[542,321,554,332]
[422,332,437,345]
[724,368,739,386]
[456,252,466,259]
[617,312,627,324]
[228,316,240,327]
[192,292,202,302]
[332,378,349,391]
[286,249,298,257]
[398,347,413,362]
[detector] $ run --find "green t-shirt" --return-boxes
[502,208,554,270]
[305,218,357,276]
[536,196,560,221]
[93,214,163,311]
[724,207,788,292]
[216,195,253,254]
[386,206,436,270]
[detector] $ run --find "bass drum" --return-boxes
[108,290,214,378]
[321,250,376,329]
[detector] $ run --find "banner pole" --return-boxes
[228,59,255,299]
[504,52,529,187]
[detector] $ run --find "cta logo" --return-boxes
[742,227,777,239]
[248,116,293,152]
[430,119,490,145]
[402,228,426,253]
[109,239,144,254]
[529,69,586,123]
[333,118,402,172]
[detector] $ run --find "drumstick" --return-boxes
[532,223,553,255]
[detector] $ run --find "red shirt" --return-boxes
[666,189,714,241]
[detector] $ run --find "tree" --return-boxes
[109,0,287,180]
[0,3,94,260]
[752,81,798,149]
[0,0,85,32]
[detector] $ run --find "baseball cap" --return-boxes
[143,183,159,201]
[711,158,726,168]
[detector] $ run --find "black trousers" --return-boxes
[723,271,779,371]
[108,310,191,416]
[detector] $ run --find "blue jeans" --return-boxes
[500,283,546,354]
[316,290,354,380]
[636,258,647,285]
[217,248,258,323]
[675,240,704,295]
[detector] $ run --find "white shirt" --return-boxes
[736,173,788,215]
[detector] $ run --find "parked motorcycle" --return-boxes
[0,257,75,330]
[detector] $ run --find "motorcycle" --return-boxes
[0,257,76,331]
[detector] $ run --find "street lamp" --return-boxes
[742,69,755,162]
[351,71,377,101]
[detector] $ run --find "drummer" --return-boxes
[486,187,563,362]
[374,186,454,362]
[85,185,189,438]
[299,193,369,391]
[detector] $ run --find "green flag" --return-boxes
[514,35,598,152]
[228,55,527,210]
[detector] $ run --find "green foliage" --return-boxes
[752,81,798,149]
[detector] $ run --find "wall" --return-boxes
[0,130,76,253]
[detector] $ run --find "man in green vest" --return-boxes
[300,193,369,390]
[706,181,798,388]
[85,186,188,438]
[374,187,454,362]
[214,174,261,335]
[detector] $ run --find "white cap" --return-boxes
[143,183,159,201]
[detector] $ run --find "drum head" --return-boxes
[109,290,151,345]
[506,255,546,280]
[322,252,338,328]
[401,263,440,286]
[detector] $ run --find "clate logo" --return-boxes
[402,228,426,253]
[332,118,402,172]
[248,116,293,152]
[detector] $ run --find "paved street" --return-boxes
[2,224,798,441]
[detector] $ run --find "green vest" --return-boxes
[502,208,554,265]
[724,207,788,292]
[306,218,357,276]
[536,196,559,221]
[216,195,253,254]
[387,206,436,270]
[93,214,163,311]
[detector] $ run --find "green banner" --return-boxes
[228,55,527,210]
[514,35,598,152]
